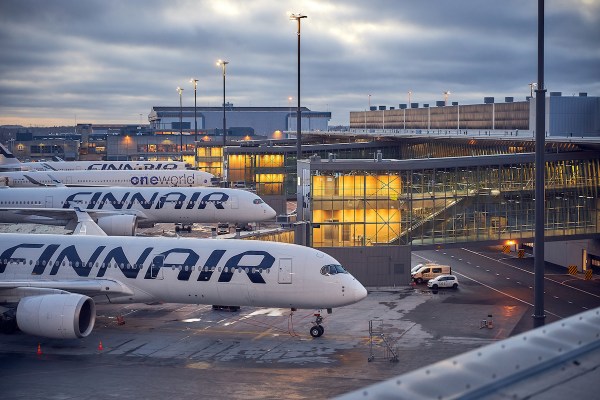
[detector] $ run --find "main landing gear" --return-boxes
[309,313,324,338]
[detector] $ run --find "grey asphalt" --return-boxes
[0,282,529,399]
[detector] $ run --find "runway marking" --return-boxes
[452,271,561,318]
[459,248,600,299]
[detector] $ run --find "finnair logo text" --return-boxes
[62,190,229,210]
[1,244,274,284]
[88,163,179,170]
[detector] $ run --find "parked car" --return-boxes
[217,223,230,235]
[427,274,459,289]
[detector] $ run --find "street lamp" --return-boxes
[289,13,307,161]
[190,78,199,168]
[529,82,537,98]
[176,86,184,161]
[408,90,412,105]
[444,91,451,106]
[216,60,229,147]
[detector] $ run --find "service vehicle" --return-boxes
[411,264,452,283]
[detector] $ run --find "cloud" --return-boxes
[0,0,598,126]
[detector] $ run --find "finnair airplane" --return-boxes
[0,186,276,235]
[0,210,367,339]
[0,143,185,171]
[0,169,214,188]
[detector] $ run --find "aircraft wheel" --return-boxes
[310,326,321,338]
[318,325,325,337]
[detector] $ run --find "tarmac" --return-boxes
[0,221,531,398]
[0,283,529,399]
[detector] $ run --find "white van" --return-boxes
[411,264,452,283]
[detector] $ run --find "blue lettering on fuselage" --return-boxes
[62,191,230,210]
[0,243,275,283]
[87,163,179,170]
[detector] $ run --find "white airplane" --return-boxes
[0,143,185,171]
[0,186,277,235]
[0,169,214,188]
[0,210,367,339]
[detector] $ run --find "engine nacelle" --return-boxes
[97,214,137,236]
[16,294,96,339]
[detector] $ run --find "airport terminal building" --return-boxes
[148,106,331,138]
[350,92,600,137]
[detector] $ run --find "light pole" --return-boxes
[408,90,412,105]
[290,13,307,161]
[533,0,547,327]
[288,96,293,131]
[216,60,229,147]
[444,91,451,106]
[191,78,198,168]
[176,86,184,162]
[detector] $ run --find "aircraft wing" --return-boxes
[0,207,149,224]
[72,208,108,236]
[0,278,135,298]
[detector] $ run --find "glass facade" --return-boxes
[309,157,600,247]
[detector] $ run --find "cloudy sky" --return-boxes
[1,0,598,127]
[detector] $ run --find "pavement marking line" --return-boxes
[459,248,600,299]
[452,271,561,318]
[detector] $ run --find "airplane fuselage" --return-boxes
[19,161,185,171]
[0,233,366,309]
[0,169,213,187]
[0,186,276,224]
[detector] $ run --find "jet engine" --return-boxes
[97,214,137,236]
[16,294,96,339]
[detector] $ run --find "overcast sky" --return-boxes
[1,0,598,127]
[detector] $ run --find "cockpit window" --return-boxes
[320,264,348,275]
[253,199,264,204]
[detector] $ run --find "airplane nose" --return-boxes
[265,205,276,219]
[354,281,368,302]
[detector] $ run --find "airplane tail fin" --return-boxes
[72,208,108,236]
[0,143,22,168]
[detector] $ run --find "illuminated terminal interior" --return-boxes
[300,152,600,248]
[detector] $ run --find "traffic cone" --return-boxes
[98,341,104,351]
[37,343,42,355]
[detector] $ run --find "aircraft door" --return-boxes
[44,196,53,208]
[278,258,292,284]
[149,255,164,280]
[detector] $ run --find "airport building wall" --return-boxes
[319,245,412,287]
[351,93,599,136]
[544,238,600,273]
[148,106,331,137]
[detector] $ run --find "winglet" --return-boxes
[46,174,66,187]
[72,208,107,236]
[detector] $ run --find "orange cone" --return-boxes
[37,343,42,355]
[98,341,104,351]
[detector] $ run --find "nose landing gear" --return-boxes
[309,313,324,337]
